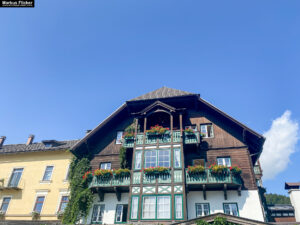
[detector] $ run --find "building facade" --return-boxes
[71,87,266,224]
[0,135,77,221]
[285,182,300,222]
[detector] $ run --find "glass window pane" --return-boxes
[174,149,181,168]
[200,125,207,137]
[157,196,170,219]
[135,151,142,170]
[43,166,54,181]
[144,151,157,168]
[203,204,210,215]
[59,196,69,212]
[116,131,123,144]
[207,125,213,137]
[8,168,23,187]
[116,205,123,222]
[131,197,139,219]
[175,195,183,219]
[224,204,230,214]
[158,150,170,167]
[34,196,45,213]
[100,163,111,170]
[0,197,11,213]
[142,196,156,219]
[225,158,231,167]
[196,204,202,217]
[217,158,223,166]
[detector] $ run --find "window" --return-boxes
[144,150,170,168]
[34,196,45,213]
[134,151,142,170]
[223,203,239,216]
[142,195,171,220]
[175,195,183,219]
[174,148,181,168]
[130,196,139,220]
[115,204,128,223]
[100,162,111,170]
[217,157,231,167]
[158,150,170,167]
[116,131,123,144]
[142,196,156,219]
[200,124,214,138]
[157,196,171,219]
[91,204,105,223]
[196,203,210,217]
[42,166,54,181]
[58,196,69,212]
[289,212,295,216]
[8,168,23,187]
[44,143,53,147]
[0,197,11,213]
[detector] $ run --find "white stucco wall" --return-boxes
[187,190,264,222]
[86,193,129,224]
[289,189,300,222]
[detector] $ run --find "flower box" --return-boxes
[94,169,113,178]
[113,168,130,178]
[143,167,170,176]
[209,164,228,176]
[146,125,169,136]
[230,166,242,176]
[187,165,205,175]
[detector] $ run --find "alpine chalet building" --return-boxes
[71,87,266,224]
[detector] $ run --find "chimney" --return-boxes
[26,135,35,145]
[0,136,6,148]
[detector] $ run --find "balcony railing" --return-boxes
[122,130,199,147]
[0,178,24,191]
[185,169,242,186]
[89,176,130,188]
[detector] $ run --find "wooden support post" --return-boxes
[97,188,104,202]
[202,184,207,200]
[114,187,121,201]
[223,184,227,200]
[238,185,241,196]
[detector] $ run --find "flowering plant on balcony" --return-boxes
[57,210,64,219]
[94,169,113,178]
[187,165,205,175]
[113,168,131,178]
[209,164,228,176]
[82,171,93,181]
[123,126,135,139]
[230,166,242,176]
[184,128,195,135]
[147,125,169,135]
[31,211,40,220]
[0,211,5,220]
[143,166,170,175]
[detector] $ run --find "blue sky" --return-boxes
[0,0,299,195]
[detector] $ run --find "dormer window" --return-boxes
[44,143,53,148]
[42,140,60,148]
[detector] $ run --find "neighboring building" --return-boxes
[285,182,300,222]
[0,135,78,221]
[71,87,266,224]
[268,204,296,223]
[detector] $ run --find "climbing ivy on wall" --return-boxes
[62,157,94,224]
[119,147,128,169]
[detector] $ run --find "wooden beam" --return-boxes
[97,188,104,202]
[114,187,121,201]
[238,185,241,196]
[223,184,227,200]
[202,184,207,200]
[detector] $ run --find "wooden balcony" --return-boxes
[89,176,130,189]
[132,170,183,185]
[185,169,242,189]
[184,131,200,144]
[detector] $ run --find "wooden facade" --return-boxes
[71,87,265,224]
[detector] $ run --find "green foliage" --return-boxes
[265,193,291,204]
[196,217,239,225]
[119,147,128,169]
[62,157,94,224]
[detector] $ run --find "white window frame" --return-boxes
[8,167,24,187]
[33,195,46,214]
[55,190,70,213]
[195,203,210,217]
[217,157,231,167]
[144,149,171,168]
[116,131,123,144]
[130,196,139,220]
[0,196,12,213]
[200,124,214,138]
[91,204,105,224]
[223,203,239,216]
[100,162,111,170]
[64,164,70,182]
[134,151,142,170]
[41,165,54,182]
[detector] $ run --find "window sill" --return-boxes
[39,180,52,184]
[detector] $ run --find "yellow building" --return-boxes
[0,135,78,221]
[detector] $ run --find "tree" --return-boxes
[265,193,290,204]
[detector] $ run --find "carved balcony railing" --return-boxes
[89,175,130,188]
[184,131,200,144]
[185,169,242,186]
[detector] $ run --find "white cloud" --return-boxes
[260,110,299,180]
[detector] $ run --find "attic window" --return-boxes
[44,143,53,148]
[42,140,59,148]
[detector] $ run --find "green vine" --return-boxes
[62,157,94,224]
[119,147,128,169]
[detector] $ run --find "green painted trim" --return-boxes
[141,194,172,220]
[174,194,184,220]
[223,202,239,216]
[129,195,140,220]
[195,203,210,217]
[134,150,142,170]
[114,204,128,224]
[173,148,182,168]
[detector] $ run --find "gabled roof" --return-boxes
[285,182,300,189]
[0,140,79,155]
[129,86,197,101]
